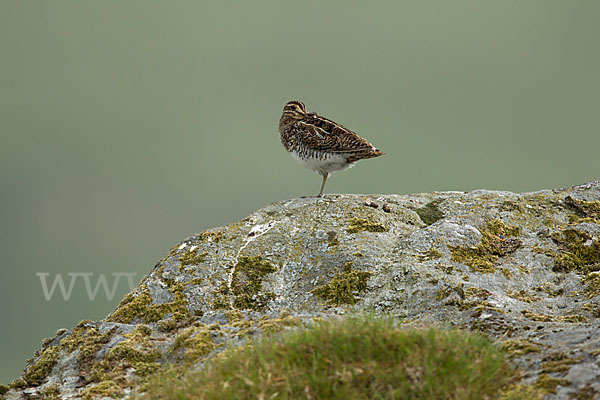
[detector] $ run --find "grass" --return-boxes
[144,314,516,399]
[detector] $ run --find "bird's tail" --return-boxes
[368,148,386,158]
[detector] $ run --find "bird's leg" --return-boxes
[318,173,329,197]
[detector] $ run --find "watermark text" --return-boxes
[36,272,138,301]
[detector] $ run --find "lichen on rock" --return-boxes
[5,182,600,399]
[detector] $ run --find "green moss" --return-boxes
[569,385,599,400]
[197,231,223,243]
[81,380,124,400]
[583,272,600,299]
[564,196,600,222]
[500,339,541,357]
[258,312,302,334]
[521,310,589,323]
[499,268,513,279]
[488,219,521,237]
[311,262,372,306]
[22,345,59,385]
[517,264,530,275]
[449,220,522,273]
[415,199,444,225]
[417,247,443,261]
[552,229,600,273]
[499,383,545,400]
[8,378,26,389]
[581,302,599,316]
[40,384,60,399]
[506,289,540,303]
[436,287,453,300]
[211,297,232,310]
[56,322,118,382]
[449,288,501,315]
[425,273,438,285]
[532,244,554,256]
[541,352,582,374]
[533,282,564,297]
[108,283,190,324]
[222,310,257,337]
[0,384,9,395]
[500,200,522,213]
[179,249,208,268]
[446,299,481,312]
[107,290,152,324]
[107,341,160,369]
[211,281,232,310]
[185,277,204,286]
[534,373,570,395]
[89,326,162,387]
[225,309,249,325]
[434,264,454,275]
[171,325,217,364]
[471,303,505,317]
[465,287,491,298]
[185,331,217,363]
[346,217,387,234]
[231,256,277,310]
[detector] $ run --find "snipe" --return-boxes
[279,100,385,197]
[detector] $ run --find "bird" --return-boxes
[279,100,385,197]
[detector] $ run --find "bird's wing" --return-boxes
[296,114,375,153]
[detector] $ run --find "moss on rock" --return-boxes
[564,196,600,222]
[541,352,582,374]
[449,220,522,273]
[231,256,278,310]
[500,339,541,358]
[22,346,59,386]
[257,312,302,334]
[534,373,570,395]
[108,282,190,325]
[569,385,599,400]
[552,229,600,274]
[499,383,545,400]
[80,380,123,400]
[506,289,540,303]
[58,322,117,382]
[418,247,443,261]
[346,217,387,234]
[583,272,600,298]
[89,325,162,390]
[197,231,223,243]
[415,199,444,225]
[171,325,217,364]
[179,249,208,268]
[311,262,372,306]
[521,310,588,323]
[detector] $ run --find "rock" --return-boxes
[5,182,600,399]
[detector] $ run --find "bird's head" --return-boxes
[282,100,307,120]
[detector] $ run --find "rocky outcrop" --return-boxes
[4,182,600,399]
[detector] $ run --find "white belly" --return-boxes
[290,150,353,175]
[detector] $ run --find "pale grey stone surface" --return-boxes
[5,182,600,399]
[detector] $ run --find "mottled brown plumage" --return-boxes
[279,100,384,196]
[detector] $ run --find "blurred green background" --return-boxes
[1,0,599,383]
